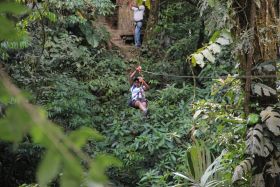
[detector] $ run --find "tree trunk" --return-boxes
[143,0,160,42]
[234,0,279,186]
[234,0,278,114]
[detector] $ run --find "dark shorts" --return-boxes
[128,98,148,108]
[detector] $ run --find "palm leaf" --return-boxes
[246,124,273,157]
[232,157,254,183]
[186,142,212,182]
[174,144,225,187]
[200,150,226,186]
[260,107,280,136]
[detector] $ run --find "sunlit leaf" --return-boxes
[216,37,230,45]
[247,113,259,125]
[202,49,215,63]
[192,53,205,67]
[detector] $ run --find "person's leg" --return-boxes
[141,101,148,116]
[134,100,147,112]
[142,101,147,108]
[134,22,143,47]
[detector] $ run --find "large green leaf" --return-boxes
[60,168,82,187]
[0,16,19,41]
[260,107,280,136]
[89,154,122,182]
[61,158,84,187]
[0,105,32,142]
[190,31,232,68]
[0,2,27,14]
[245,124,273,157]
[0,2,27,41]
[174,145,225,187]
[69,126,104,148]
[37,148,62,187]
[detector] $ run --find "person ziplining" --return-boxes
[128,66,150,116]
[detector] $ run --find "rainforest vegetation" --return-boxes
[0,0,280,187]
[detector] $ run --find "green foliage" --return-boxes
[146,1,201,62]
[80,22,110,48]
[0,1,28,41]
[191,31,232,68]
[198,0,233,34]
[0,1,29,60]
[137,0,151,9]
[0,78,121,187]
[174,143,226,187]
[0,1,124,186]
[45,76,97,129]
[2,0,268,186]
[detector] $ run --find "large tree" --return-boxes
[194,0,279,186]
[232,0,280,186]
[234,0,278,113]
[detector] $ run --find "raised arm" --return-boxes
[129,71,136,86]
[129,0,138,10]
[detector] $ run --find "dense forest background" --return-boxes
[0,0,280,186]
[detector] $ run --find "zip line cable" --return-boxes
[141,69,280,80]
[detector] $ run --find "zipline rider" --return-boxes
[129,0,145,48]
[129,66,149,116]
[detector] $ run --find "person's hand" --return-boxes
[136,66,142,72]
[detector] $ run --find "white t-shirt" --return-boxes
[130,85,145,100]
[132,5,145,22]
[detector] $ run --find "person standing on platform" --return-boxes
[129,0,145,48]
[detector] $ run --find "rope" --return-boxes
[142,70,280,80]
